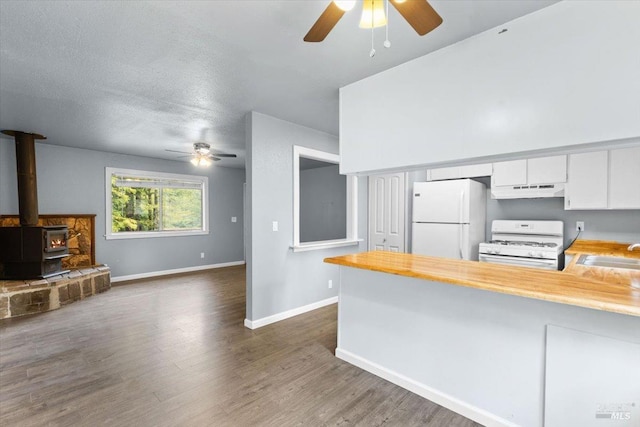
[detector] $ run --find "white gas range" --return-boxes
[479,220,564,270]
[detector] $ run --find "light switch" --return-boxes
[231,216,237,223]
[272,221,278,232]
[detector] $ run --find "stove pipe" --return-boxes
[1,130,47,226]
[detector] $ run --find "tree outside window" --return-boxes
[106,168,208,239]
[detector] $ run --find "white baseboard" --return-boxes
[244,296,338,330]
[335,348,519,427]
[111,260,245,283]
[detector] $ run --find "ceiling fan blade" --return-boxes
[165,149,191,154]
[304,2,346,42]
[211,153,237,158]
[390,0,443,36]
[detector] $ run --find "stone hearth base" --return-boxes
[0,266,111,319]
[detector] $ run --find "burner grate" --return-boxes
[488,240,557,248]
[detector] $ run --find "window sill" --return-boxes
[105,230,209,240]
[290,239,362,253]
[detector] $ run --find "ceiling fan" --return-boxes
[166,142,237,167]
[304,0,443,43]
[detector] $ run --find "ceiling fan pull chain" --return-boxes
[384,0,391,48]
[370,0,376,57]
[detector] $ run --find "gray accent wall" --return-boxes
[0,141,245,277]
[486,197,640,247]
[246,112,367,322]
[473,176,640,246]
[300,165,347,243]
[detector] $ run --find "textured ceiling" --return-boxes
[0,0,558,169]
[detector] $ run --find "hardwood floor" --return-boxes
[0,266,481,426]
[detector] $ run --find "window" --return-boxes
[105,167,208,239]
[292,146,359,252]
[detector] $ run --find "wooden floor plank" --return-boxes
[0,266,481,426]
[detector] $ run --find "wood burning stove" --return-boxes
[0,226,70,279]
[0,130,71,279]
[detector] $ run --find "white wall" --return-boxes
[0,142,245,278]
[245,112,367,323]
[340,1,640,174]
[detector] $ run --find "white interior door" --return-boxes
[368,173,406,252]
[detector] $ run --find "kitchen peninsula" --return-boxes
[325,251,640,427]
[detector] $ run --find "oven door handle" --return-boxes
[479,254,557,268]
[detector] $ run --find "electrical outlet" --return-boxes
[231,216,237,223]
[272,221,278,232]
[576,221,585,232]
[200,252,205,259]
[328,280,333,289]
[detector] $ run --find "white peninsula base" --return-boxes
[335,267,640,427]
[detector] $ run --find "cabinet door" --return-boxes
[492,160,527,186]
[565,151,608,210]
[609,146,640,209]
[428,166,460,181]
[528,155,567,185]
[428,163,492,181]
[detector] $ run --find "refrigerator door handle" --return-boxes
[459,190,464,259]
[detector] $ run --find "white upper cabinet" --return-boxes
[492,160,527,187]
[565,151,608,210]
[565,147,640,210]
[427,163,492,181]
[609,146,640,209]
[527,155,567,185]
[492,156,567,188]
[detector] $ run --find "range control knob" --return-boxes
[536,252,545,258]
[528,251,535,257]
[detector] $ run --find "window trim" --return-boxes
[105,167,209,240]
[291,146,359,252]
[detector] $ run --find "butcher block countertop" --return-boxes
[565,239,640,259]
[324,251,640,317]
[563,239,640,289]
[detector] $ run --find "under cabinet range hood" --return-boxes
[491,183,565,199]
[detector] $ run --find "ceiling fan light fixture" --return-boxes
[359,0,387,29]
[199,156,212,167]
[190,157,199,166]
[194,142,211,155]
[333,0,356,11]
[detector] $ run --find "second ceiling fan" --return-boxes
[304,0,443,43]
[166,142,237,167]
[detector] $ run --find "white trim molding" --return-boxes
[291,238,361,252]
[111,260,245,283]
[335,348,520,427]
[292,145,359,250]
[244,296,338,329]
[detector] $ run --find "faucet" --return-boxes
[629,243,640,251]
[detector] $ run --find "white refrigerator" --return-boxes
[411,179,486,261]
